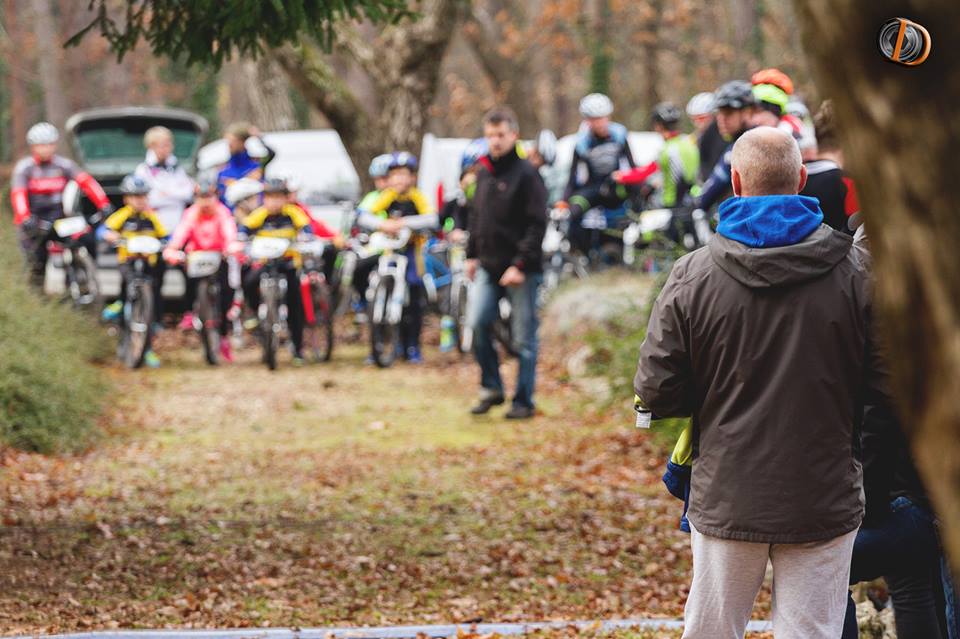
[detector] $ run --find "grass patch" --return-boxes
[0,218,112,453]
[580,271,688,450]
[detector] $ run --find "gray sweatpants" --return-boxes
[682,524,858,639]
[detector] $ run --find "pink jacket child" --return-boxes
[164,200,237,258]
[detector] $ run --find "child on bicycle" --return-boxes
[285,175,344,285]
[357,152,438,363]
[238,177,314,365]
[163,178,238,362]
[98,174,169,368]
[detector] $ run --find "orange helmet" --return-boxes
[751,68,794,95]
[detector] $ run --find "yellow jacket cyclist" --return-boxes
[355,151,439,362]
[238,178,314,361]
[97,174,170,365]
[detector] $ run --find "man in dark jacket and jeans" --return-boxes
[635,127,882,638]
[466,106,547,419]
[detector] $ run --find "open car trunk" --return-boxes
[65,107,208,213]
[61,107,208,303]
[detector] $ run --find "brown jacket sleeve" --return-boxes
[634,265,694,417]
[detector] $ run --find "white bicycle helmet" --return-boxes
[785,97,810,120]
[579,93,614,118]
[686,92,716,118]
[27,122,59,145]
[225,177,264,207]
[368,153,393,178]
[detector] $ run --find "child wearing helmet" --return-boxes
[163,178,239,362]
[238,177,315,364]
[224,178,265,225]
[439,139,488,241]
[357,151,439,364]
[11,122,112,289]
[98,174,170,367]
[358,154,394,212]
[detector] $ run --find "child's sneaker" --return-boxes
[101,300,122,322]
[406,347,423,364]
[219,339,234,363]
[178,312,195,331]
[143,350,161,368]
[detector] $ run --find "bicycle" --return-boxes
[542,207,589,296]
[366,228,413,368]
[247,236,294,371]
[621,207,713,272]
[38,215,100,310]
[169,249,226,365]
[298,239,335,363]
[117,235,164,369]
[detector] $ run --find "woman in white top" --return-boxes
[134,126,195,230]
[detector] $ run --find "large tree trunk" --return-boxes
[639,0,663,113]
[274,0,464,191]
[792,0,960,569]
[461,1,542,134]
[242,57,297,131]
[4,0,28,158]
[30,0,69,127]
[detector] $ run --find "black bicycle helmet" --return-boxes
[713,80,756,110]
[262,177,289,195]
[119,174,151,196]
[651,101,682,126]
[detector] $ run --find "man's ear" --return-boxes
[797,164,808,193]
[731,168,742,196]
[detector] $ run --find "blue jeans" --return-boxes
[942,554,960,639]
[841,496,943,639]
[467,267,542,408]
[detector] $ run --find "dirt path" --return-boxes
[0,276,771,636]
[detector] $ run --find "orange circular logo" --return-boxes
[878,18,932,66]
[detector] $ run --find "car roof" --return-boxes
[65,107,209,136]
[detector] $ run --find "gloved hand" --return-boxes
[90,205,114,226]
[20,216,38,235]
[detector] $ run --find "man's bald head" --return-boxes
[731,126,806,197]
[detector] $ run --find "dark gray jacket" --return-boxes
[635,225,880,543]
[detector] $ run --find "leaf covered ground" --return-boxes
[0,277,772,636]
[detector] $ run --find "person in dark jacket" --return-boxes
[800,100,860,234]
[635,127,881,638]
[839,217,948,639]
[465,106,548,420]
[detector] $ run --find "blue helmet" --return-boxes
[389,151,418,172]
[368,153,393,178]
[119,174,150,195]
[460,138,488,173]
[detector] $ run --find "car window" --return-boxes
[76,127,200,162]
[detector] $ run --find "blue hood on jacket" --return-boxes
[717,195,823,248]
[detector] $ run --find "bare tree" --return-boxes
[241,58,297,131]
[272,0,466,189]
[2,0,28,157]
[792,0,960,567]
[29,0,68,127]
[461,0,542,133]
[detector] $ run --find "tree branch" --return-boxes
[271,42,383,185]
